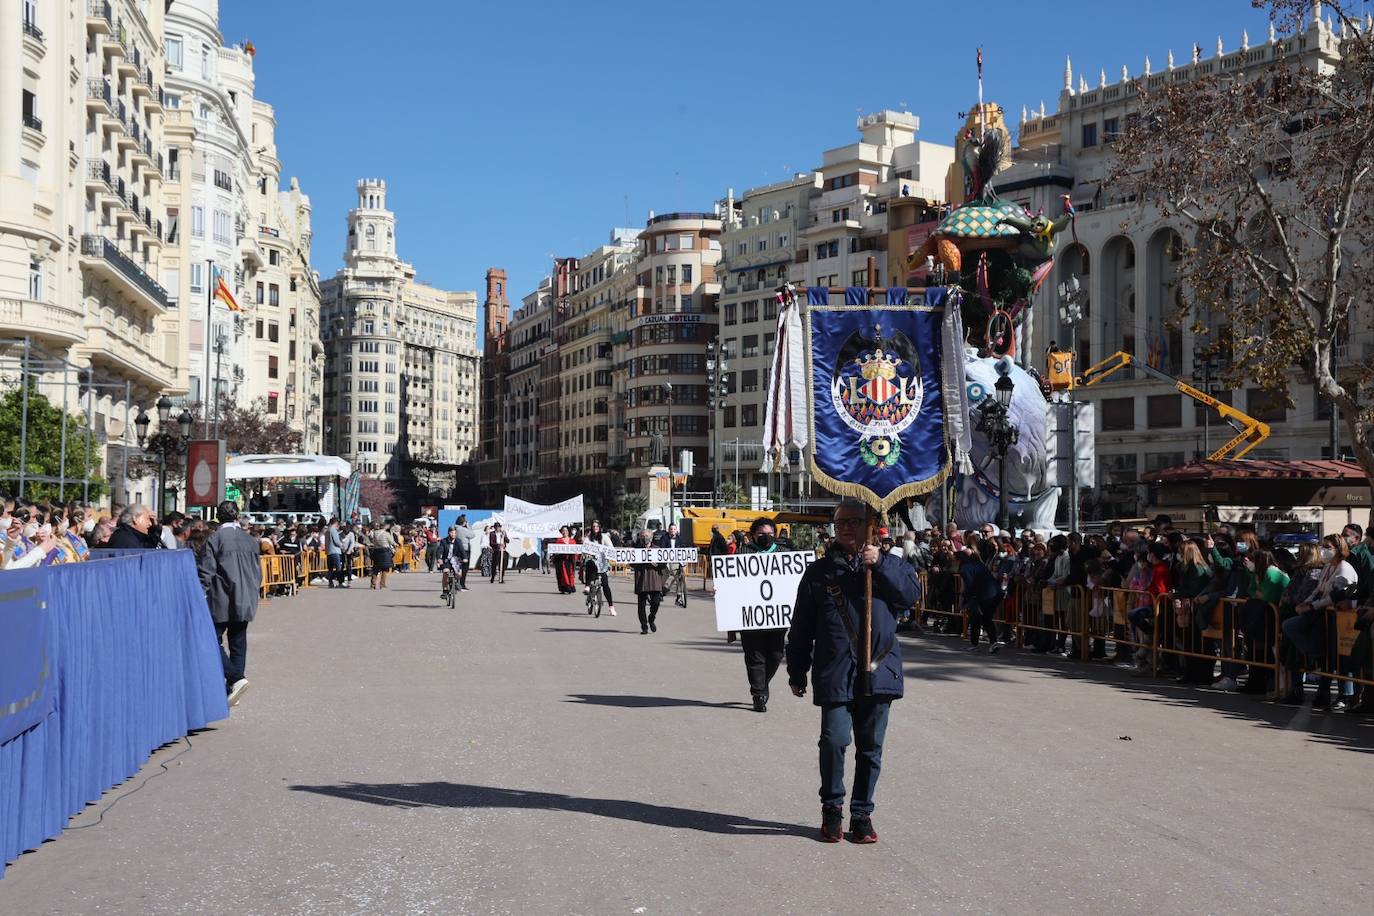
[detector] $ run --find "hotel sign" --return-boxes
[632,313,705,329]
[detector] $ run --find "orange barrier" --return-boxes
[259,554,299,599]
[299,549,329,587]
[1150,595,1281,697]
[1093,587,1160,668]
[915,570,965,635]
[1286,605,1374,694]
[1012,583,1090,657]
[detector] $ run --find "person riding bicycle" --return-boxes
[582,520,617,617]
[437,526,465,599]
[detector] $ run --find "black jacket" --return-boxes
[787,549,921,704]
[107,523,160,549]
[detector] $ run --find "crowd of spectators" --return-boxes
[896,516,1374,713]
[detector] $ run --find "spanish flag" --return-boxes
[212,265,241,312]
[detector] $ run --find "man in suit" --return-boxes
[198,500,263,707]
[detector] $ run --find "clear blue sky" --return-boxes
[223,0,1278,329]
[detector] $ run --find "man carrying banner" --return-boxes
[787,498,920,844]
[738,516,788,713]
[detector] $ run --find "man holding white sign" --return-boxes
[711,517,795,713]
[786,498,920,844]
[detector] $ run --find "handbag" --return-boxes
[1172,597,1191,629]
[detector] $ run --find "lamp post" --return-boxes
[1057,274,1085,533]
[135,395,195,517]
[663,380,674,527]
[975,369,1020,533]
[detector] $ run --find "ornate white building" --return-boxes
[321,180,480,485]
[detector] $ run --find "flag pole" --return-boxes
[204,258,213,437]
[977,47,986,142]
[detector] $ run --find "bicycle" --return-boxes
[664,565,688,608]
[583,558,604,618]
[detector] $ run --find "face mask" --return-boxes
[754,533,774,550]
[1346,535,1359,547]
[23,523,39,539]
[1235,543,1249,555]
[1320,547,1335,563]
[84,517,96,533]
[0,516,10,531]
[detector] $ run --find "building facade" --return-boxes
[1001,10,1365,518]
[321,180,479,490]
[618,213,722,500]
[163,0,320,445]
[503,277,551,499]
[1,0,190,504]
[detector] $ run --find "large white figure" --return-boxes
[953,353,1060,532]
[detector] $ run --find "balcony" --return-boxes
[0,297,85,345]
[80,234,170,312]
[86,1,112,34]
[84,316,175,389]
[22,113,42,133]
[86,78,112,114]
[22,18,43,45]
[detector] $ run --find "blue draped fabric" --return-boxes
[886,287,908,306]
[844,286,869,305]
[806,286,949,510]
[807,286,829,306]
[0,569,52,745]
[0,551,228,877]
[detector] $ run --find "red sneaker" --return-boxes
[848,815,878,844]
[819,805,844,842]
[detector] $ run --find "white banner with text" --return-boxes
[710,551,813,631]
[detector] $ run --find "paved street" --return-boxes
[1,568,1370,915]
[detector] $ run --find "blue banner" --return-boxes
[805,287,949,510]
[0,568,53,744]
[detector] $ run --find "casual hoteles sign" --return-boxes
[711,551,814,631]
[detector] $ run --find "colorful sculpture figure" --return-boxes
[905,101,1074,532]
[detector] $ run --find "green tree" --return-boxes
[0,384,106,501]
[717,481,744,509]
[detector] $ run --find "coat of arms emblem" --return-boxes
[829,327,923,469]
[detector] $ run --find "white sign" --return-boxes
[546,544,697,565]
[501,495,584,538]
[711,550,813,631]
[633,313,705,328]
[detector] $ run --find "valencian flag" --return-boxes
[802,286,954,512]
[212,265,241,312]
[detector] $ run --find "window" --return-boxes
[213,210,230,243]
[742,335,759,358]
[166,35,182,69]
[851,270,867,286]
[213,169,232,192]
[666,265,676,285]
[255,282,264,305]
[190,263,203,292]
[266,393,278,415]
[268,356,279,379]
[742,369,759,392]
[758,238,768,251]
[764,332,776,355]
[1103,117,1120,141]
[1081,122,1098,148]
[679,234,693,251]
[1146,395,1182,428]
[191,206,204,238]
[763,297,778,321]
[268,322,279,343]
[741,404,758,426]
[255,318,264,339]
[742,301,758,323]
[827,240,839,258]
[724,406,736,428]
[269,249,279,266]
[723,303,737,326]
[28,258,41,301]
[201,43,211,80]
[682,264,692,284]
[269,284,279,307]
[1101,397,1134,431]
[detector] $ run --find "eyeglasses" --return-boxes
[834,517,865,529]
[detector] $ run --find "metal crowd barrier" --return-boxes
[1288,604,1374,694]
[1093,586,1160,669]
[258,554,299,598]
[1012,583,1090,657]
[916,570,965,635]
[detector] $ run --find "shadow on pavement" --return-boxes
[510,610,583,617]
[288,781,810,836]
[539,626,629,634]
[674,638,740,653]
[564,693,750,710]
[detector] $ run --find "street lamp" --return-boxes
[663,381,674,527]
[136,398,196,517]
[1057,274,1086,533]
[976,365,1019,534]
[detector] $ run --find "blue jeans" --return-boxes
[819,698,892,815]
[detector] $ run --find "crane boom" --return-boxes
[1075,351,1271,460]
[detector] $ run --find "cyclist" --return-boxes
[582,520,617,617]
[436,526,463,601]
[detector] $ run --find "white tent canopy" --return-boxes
[225,454,351,480]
